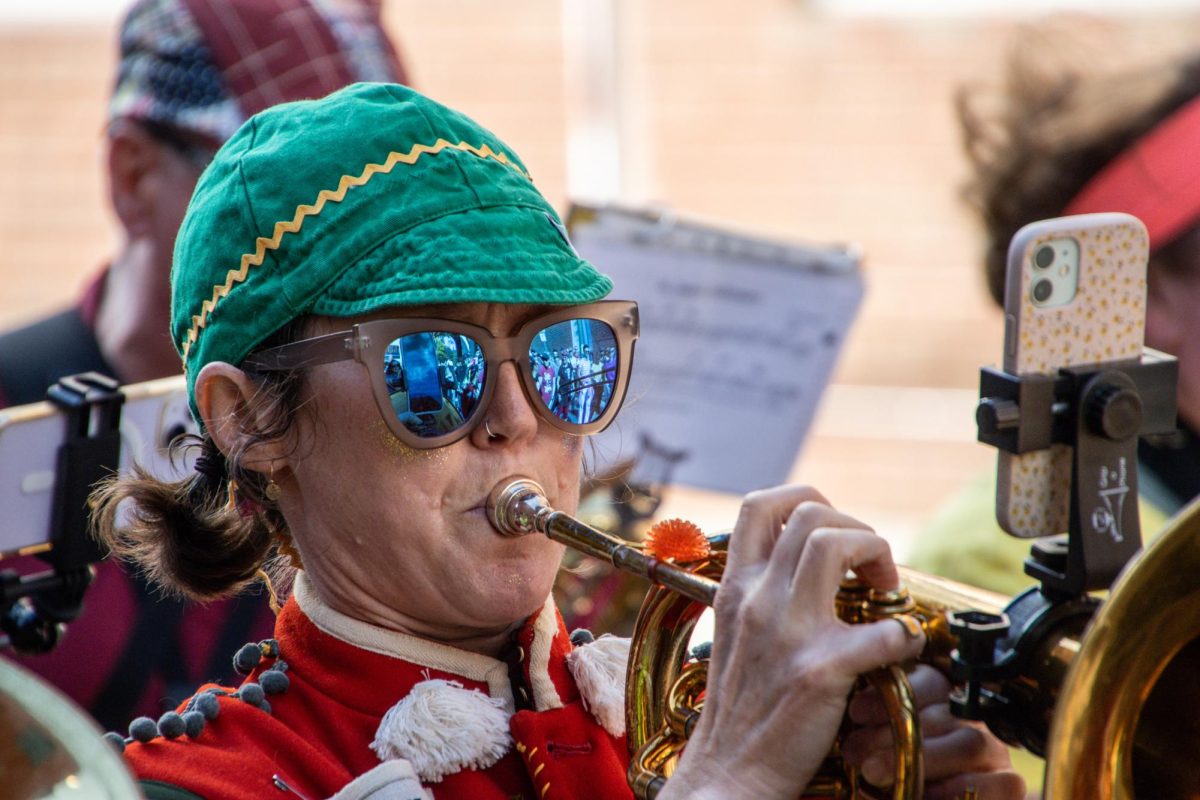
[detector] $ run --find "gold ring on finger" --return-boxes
[892,614,922,640]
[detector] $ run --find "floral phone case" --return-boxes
[996,213,1148,538]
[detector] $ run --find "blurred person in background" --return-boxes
[0,0,408,732]
[907,26,1200,793]
[911,28,1200,593]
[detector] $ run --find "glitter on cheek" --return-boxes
[369,419,450,464]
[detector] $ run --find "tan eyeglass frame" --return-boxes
[243,300,640,449]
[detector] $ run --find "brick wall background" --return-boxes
[2,2,1197,557]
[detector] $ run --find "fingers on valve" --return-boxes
[761,503,867,592]
[726,484,831,571]
[790,528,898,614]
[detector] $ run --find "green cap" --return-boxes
[171,82,612,416]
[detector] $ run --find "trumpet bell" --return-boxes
[0,657,142,798]
[1046,494,1200,798]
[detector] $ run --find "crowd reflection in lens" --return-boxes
[380,319,619,438]
[383,332,485,437]
[530,319,618,426]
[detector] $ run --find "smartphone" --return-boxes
[995,213,1149,538]
[0,376,197,557]
[399,332,445,414]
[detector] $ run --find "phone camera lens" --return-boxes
[1034,245,1055,269]
[1032,279,1053,302]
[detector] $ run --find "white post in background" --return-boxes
[561,0,626,204]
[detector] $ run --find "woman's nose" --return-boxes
[473,360,539,446]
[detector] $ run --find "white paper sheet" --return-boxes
[569,204,864,495]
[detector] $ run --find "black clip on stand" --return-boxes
[0,373,124,654]
[945,348,1178,755]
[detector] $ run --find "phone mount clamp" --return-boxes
[945,348,1178,752]
[0,372,124,654]
[976,347,1178,595]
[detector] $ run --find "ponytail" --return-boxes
[90,320,308,602]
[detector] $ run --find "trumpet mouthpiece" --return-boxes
[486,477,549,536]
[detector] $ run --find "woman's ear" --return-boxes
[194,362,289,471]
[106,120,163,239]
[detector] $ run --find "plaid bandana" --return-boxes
[108,0,407,142]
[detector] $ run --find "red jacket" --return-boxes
[125,575,634,800]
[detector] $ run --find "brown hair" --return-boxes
[90,319,310,602]
[957,30,1200,306]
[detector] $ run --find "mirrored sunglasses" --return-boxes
[243,301,639,449]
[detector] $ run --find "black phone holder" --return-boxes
[946,348,1178,752]
[0,373,124,654]
[976,347,1177,595]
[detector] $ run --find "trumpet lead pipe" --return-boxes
[487,477,719,607]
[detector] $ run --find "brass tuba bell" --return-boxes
[488,476,1200,799]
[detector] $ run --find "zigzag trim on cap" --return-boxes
[181,139,530,359]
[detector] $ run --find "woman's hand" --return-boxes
[660,485,926,800]
[842,665,1026,800]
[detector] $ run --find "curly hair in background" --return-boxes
[956,25,1200,305]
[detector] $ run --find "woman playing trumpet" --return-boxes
[93,83,1021,799]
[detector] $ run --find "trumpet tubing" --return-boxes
[487,476,1200,800]
[487,477,718,606]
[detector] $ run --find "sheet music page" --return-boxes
[570,206,864,495]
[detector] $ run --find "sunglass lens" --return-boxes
[383,332,486,438]
[528,319,619,425]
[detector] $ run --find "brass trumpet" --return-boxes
[487,476,1200,799]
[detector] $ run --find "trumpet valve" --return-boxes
[836,577,872,623]
[866,586,918,620]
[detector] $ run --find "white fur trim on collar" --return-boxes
[329,759,434,800]
[566,635,630,737]
[372,679,513,783]
[294,573,517,712]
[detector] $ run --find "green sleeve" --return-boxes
[906,468,1039,596]
[139,780,206,800]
